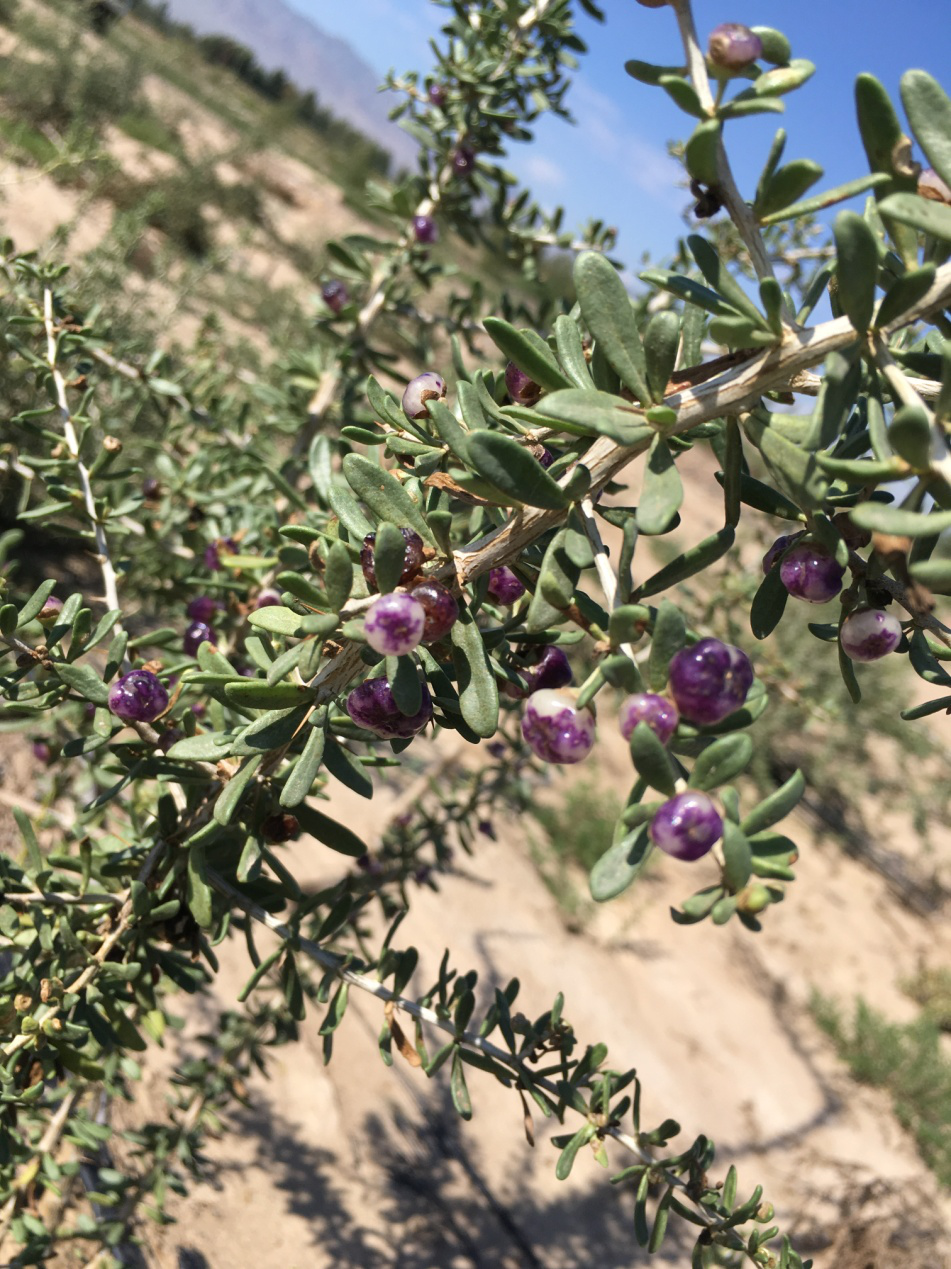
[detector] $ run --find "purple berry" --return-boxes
[668,638,753,727]
[504,361,541,406]
[364,593,426,656]
[346,676,433,739]
[32,740,52,764]
[537,447,554,469]
[487,566,525,606]
[619,693,679,745]
[779,542,845,604]
[360,528,424,591]
[108,669,169,723]
[186,596,219,624]
[649,790,723,861]
[840,608,902,662]
[452,146,475,175]
[427,83,446,107]
[204,537,237,572]
[142,476,161,500]
[762,532,804,575]
[522,645,573,694]
[184,621,214,657]
[410,579,458,642]
[919,167,951,205]
[401,371,446,420]
[412,215,439,245]
[37,595,63,624]
[521,689,596,765]
[322,280,349,314]
[707,22,763,71]
[254,591,281,609]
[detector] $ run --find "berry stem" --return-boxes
[577,495,638,662]
[869,331,951,487]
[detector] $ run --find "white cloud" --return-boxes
[522,154,568,189]
[571,77,684,208]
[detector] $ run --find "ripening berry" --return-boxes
[521,644,573,694]
[427,83,446,107]
[364,593,426,656]
[761,532,803,575]
[919,167,951,206]
[504,361,541,406]
[708,23,763,71]
[649,790,723,861]
[37,595,63,624]
[619,693,679,745]
[262,813,300,844]
[537,447,554,469]
[410,579,458,642]
[779,542,845,604]
[402,371,447,420]
[142,476,161,500]
[452,146,475,175]
[108,669,169,723]
[360,528,424,591]
[322,280,349,314]
[840,607,902,662]
[184,621,214,657]
[186,595,219,623]
[254,591,281,609]
[668,638,753,726]
[412,214,439,245]
[521,689,596,765]
[346,676,433,739]
[204,538,238,571]
[32,740,52,764]
[487,566,525,605]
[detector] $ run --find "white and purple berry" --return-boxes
[668,638,753,726]
[707,22,763,71]
[619,693,679,745]
[452,146,475,175]
[487,566,525,606]
[402,372,446,420]
[361,528,424,592]
[840,608,902,662]
[346,677,433,739]
[504,361,541,406]
[427,83,447,107]
[779,542,845,604]
[649,790,723,861]
[37,595,63,624]
[364,593,426,656]
[410,579,458,642]
[108,669,169,724]
[762,532,803,575]
[919,167,951,206]
[522,645,573,694]
[254,591,281,610]
[521,689,595,765]
[412,215,439,245]
[184,621,214,657]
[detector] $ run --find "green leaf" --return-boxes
[449,1050,473,1120]
[624,59,686,86]
[715,469,803,520]
[553,314,594,390]
[909,558,951,593]
[186,842,214,929]
[755,158,823,220]
[555,1124,596,1179]
[750,564,788,640]
[684,118,722,186]
[888,404,933,469]
[372,521,409,594]
[687,235,770,329]
[648,1187,673,1253]
[224,681,315,709]
[648,600,686,691]
[537,529,581,609]
[166,731,236,761]
[722,823,753,892]
[466,432,569,510]
[751,26,791,66]
[328,482,372,541]
[629,722,677,795]
[740,769,805,835]
[387,655,422,716]
[481,318,571,392]
[574,252,650,404]
[851,501,951,537]
[213,754,262,825]
[750,59,816,97]
[717,97,785,121]
[833,210,879,332]
[636,527,735,599]
[16,579,57,628]
[342,454,435,546]
[538,388,653,445]
[637,437,682,535]
[451,607,499,738]
[427,398,471,459]
[280,725,326,807]
[52,661,110,706]
[589,826,653,902]
[877,192,951,244]
[643,310,680,404]
[235,705,310,754]
[323,735,373,798]
[758,173,889,225]
[901,69,951,198]
[692,735,753,790]
[294,803,366,857]
[838,636,862,704]
[658,74,704,118]
[875,264,937,329]
[248,606,308,638]
[742,412,827,511]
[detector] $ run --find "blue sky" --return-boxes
[299,0,951,270]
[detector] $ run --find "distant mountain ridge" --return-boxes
[159,0,416,166]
